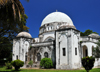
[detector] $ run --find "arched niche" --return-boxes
[15,42,19,56]
[25,52,28,64]
[44,52,48,58]
[59,34,67,65]
[44,36,54,41]
[37,53,41,61]
[83,45,88,57]
[24,41,30,52]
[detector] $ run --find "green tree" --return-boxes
[5,61,12,69]
[0,0,29,40]
[0,37,12,65]
[0,0,29,65]
[40,58,53,69]
[82,56,95,72]
[92,40,100,59]
[11,59,24,71]
[80,29,98,36]
[28,60,33,68]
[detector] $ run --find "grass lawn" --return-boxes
[0,66,100,72]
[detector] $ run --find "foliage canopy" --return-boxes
[11,59,24,70]
[0,0,29,63]
[82,56,95,72]
[28,60,33,67]
[40,58,53,69]
[92,40,100,59]
[80,29,98,36]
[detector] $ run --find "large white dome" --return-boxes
[16,32,32,38]
[41,12,74,26]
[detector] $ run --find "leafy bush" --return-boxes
[11,59,24,70]
[28,60,33,67]
[5,61,12,69]
[40,58,53,69]
[82,56,95,72]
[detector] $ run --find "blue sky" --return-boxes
[20,0,100,38]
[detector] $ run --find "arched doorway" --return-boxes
[37,53,41,61]
[83,45,88,57]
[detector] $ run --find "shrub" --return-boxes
[82,56,95,72]
[11,59,24,70]
[28,60,33,67]
[40,58,53,69]
[5,61,12,69]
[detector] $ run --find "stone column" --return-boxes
[88,45,92,56]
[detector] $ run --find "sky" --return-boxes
[20,0,100,38]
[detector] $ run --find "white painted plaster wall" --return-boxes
[59,34,67,65]
[42,31,55,41]
[81,42,100,67]
[34,38,39,42]
[72,34,81,69]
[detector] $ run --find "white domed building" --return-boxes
[12,12,100,69]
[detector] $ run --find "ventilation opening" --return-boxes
[63,48,66,56]
[75,48,77,55]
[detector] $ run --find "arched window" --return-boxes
[37,53,41,61]
[51,26,52,30]
[48,27,49,30]
[44,36,54,41]
[75,48,77,55]
[44,52,48,58]
[25,55,27,61]
[16,55,18,59]
[22,49,24,53]
[48,38,52,41]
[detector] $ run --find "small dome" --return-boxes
[16,32,32,38]
[88,33,99,38]
[41,12,75,28]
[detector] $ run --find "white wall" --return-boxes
[82,42,96,57]
[81,42,100,67]
[13,38,31,63]
[59,34,67,65]
[34,38,39,42]
[13,41,19,60]
[42,31,55,41]
[15,42,19,56]
[72,34,81,69]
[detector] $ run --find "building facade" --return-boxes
[12,12,100,69]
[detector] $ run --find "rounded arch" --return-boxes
[44,52,48,58]
[83,45,88,57]
[44,36,54,41]
[58,34,67,42]
[24,41,30,52]
[37,53,41,61]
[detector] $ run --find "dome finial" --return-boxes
[56,10,58,12]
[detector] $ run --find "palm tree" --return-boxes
[0,0,29,37]
[0,0,29,64]
[0,0,24,21]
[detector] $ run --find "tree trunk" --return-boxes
[87,70,89,72]
[15,66,20,71]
